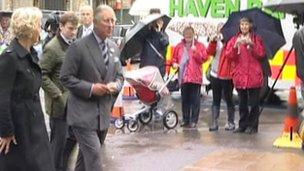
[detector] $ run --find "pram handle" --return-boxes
[159,67,179,93]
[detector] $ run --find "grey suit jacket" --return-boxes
[60,33,123,130]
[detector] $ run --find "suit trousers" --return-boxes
[73,129,108,171]
[72,126,103,171]
[50,117,73,171]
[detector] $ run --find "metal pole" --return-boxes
[259,46,294,114]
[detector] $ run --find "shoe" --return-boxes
[180,122,189,127]
[188,123,197,128]
[233,127,246,133]
[209,125,218,131]
[224,122,235,131]
[244,127,258,134]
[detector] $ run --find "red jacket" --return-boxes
[172,39,208,85]
[225,33,266,89]
[207,41,233,79]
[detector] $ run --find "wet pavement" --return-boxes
[64,92,304,171]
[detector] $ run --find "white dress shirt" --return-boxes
[82,24,94,38]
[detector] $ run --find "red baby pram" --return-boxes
[114,66,178,132]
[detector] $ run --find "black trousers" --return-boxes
[181,83,201,124]
[237,88,261,129]
[210,76,234,108]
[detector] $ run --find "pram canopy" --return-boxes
[125,66,169,104]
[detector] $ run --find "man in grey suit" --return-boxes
[60,5,123,171]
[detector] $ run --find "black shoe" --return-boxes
[209,125,219,131]
[245,127,258,134]
[233,127,246,133]
[180,122,189,127]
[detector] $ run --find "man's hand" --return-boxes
[107,82,118,93]
[92,83,109,96]
[0,135,17,155]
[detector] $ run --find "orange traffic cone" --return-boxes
[122,60,137,100]
[111,91,124,119]
[111,106,124,118]
[273,86,303,148]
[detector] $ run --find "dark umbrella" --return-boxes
[264,0,304,15]
[222,8,286,59]
[120,14,171,61]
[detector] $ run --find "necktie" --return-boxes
[100,41,108,66]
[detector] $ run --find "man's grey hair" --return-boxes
[94,4,116,22]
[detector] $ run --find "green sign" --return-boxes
[169,0,285,19]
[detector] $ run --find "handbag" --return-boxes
[167,79,179,92]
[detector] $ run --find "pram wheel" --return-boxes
[127,119,139,132]
[114,118,125,129]
[163,110,178,129]
[139,111,152,124]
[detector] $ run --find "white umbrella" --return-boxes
[129,0,170,16]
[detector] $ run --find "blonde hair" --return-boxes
[10,7,42,40]
[183,26,195,36]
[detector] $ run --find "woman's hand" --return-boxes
[0,135,17,155]
[234,37,243,48]
[156,19,164,32]
[172,63,179,69]
[245,37,254,46]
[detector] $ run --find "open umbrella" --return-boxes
[264,0,304,15]
[222,8,286,59]
[120,14,171,61]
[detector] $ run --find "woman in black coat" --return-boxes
[0,7,55,171]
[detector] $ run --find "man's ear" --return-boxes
[59,23,64,31]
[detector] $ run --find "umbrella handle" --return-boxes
[259,46,294,114]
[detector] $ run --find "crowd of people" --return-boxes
[0,5,270,171]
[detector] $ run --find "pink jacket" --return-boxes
[172,39,208,85]
[225,33,266,89]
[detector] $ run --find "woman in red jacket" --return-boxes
[172,26,208,128]
[225,17,266,134]
[207,32,235,132]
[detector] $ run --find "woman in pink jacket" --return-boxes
[225,17,266,134]
[172,26,208,128]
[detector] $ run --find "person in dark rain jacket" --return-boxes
[139,9,169,77]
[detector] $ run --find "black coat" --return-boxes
[139,29,169,77]
[0,39,55,171]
